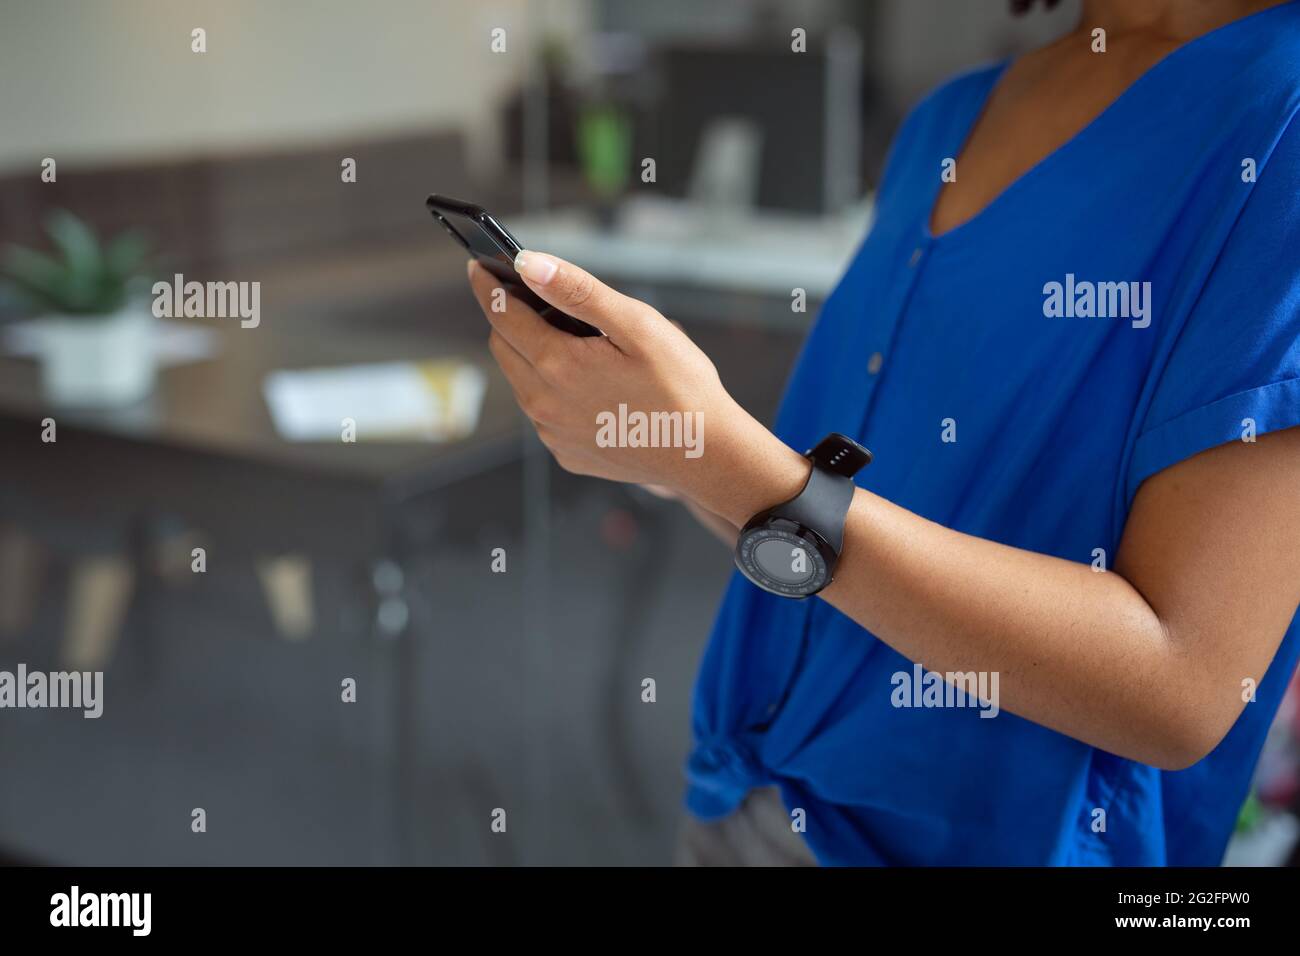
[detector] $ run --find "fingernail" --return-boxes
[514,250,558,285]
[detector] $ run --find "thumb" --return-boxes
[513,250,648,350]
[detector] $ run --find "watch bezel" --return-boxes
[734,515,837,598]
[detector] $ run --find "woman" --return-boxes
[467,0,1300,865]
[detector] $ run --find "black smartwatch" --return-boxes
[733,433,872,598]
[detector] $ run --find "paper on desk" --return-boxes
[262,359,487,442]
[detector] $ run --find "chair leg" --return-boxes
[62,554,135,670]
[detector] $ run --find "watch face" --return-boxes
[734,522,832,598]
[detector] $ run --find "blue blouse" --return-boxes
[685,2,1300,865]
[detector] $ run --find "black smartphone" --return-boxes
[425,194,601,337]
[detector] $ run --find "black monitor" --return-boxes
[636,38,863,214]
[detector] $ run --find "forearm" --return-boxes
[826,489,1194,767]
[682,414,1203,769]
[683,498,739,547]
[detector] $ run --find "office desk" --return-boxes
[508,196,873,318]
[0,317,522,863]
[0,317,519,534]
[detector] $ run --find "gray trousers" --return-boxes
[673,786,819,866]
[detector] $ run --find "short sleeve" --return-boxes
[1127,116,1300,504]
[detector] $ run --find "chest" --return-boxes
[928,41,1181,238]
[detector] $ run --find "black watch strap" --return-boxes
[806,432,873,478]
[775,433,872,553]
[780,464,857,553]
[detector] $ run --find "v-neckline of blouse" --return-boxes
[923,1,1297,244]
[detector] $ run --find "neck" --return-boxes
[1079,0,1285,40]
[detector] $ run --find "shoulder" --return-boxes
[1218,9,1300,216]
[1209,3,1300,134]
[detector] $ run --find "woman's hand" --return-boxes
[466,251,810,524]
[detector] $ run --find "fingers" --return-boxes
[467,259,563,366]
[486,328,554,423]
[512,250,648,352]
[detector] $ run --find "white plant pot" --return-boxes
[38,307,157,407]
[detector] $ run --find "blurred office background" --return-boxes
[1,0,1297,866]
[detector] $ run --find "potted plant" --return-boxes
[1,210,155,406]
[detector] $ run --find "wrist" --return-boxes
[683,401,811,528]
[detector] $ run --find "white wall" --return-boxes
[0,0,592,173]
[0,0,1084,176]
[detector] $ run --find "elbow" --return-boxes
[1143,708,1235,772]
[1124,620,1239,772]
[1150,738,1214,773]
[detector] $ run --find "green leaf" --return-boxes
[45,209,102,278]
[1,212,148,316]
[1,244,67,292]
[104,230,150,279]
[59,268,103,312]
